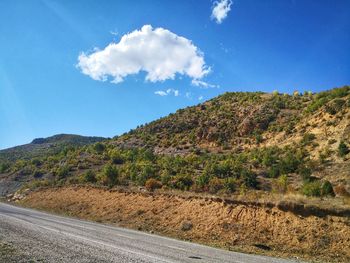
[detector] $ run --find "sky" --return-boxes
[0,0,349,150]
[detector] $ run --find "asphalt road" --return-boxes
[0,202,299,263]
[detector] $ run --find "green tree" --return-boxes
[0,163,10,173]
[82,170,97,183]
[93,142,106,154]
[321,181,335,197]
[242,169,258,188]
[56,166,70,180]
[301,181,322,197]
[99,164,119,186]
[338,141,349,157]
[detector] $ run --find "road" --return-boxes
[0,202,298,263]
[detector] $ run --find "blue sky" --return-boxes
[0,0,349,149]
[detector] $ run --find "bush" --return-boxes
[272,174,288,193]
[268,165,280,178]
[321,181,335,197]
[301,133,316,146]
[56,166,70,180]
[196,173,210,189]
[137,164,156,185]
[298,166,312,182]
[171,174,193,190]
[99,164,119,186]
[338,141,349,157]
[242,169,258,188]
[301,181,322,197]
[325,99,345,115]
[0,163,10,173]
[208,177,224,194]
[110,150,124,164]
[145,178,162,191]
[33,170,44,179]
[93,142,106,154]
[82,170,97,183]
[224,178,237,193]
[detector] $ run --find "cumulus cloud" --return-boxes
[77,25,210,84]
[154,89,179,97]
[211,0,233,24]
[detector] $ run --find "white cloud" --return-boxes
[77,25,210,84]
[154,91,167,96]
[155,89,180,97]
[198,95,204,101]
[191,79,218,88]
[211,0,233,24]
[185,92,192,99]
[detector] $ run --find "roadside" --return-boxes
[15,185,350,263]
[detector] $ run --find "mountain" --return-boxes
[0,86,349,197]
[0,134,106,162]
[114,88,350,156]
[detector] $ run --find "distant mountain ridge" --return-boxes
[0,134,106,162]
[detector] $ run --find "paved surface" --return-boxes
[0,202,299,263]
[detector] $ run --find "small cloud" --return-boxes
[192,79,218,88]
[77,25,210,85]
[185,92,192,99]
[155,91,167,96]
[211,0,233,24]
[155,89,180,97]
[110,30,119,36]
[198,95,204,101]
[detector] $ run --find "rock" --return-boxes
[181,221,193,231]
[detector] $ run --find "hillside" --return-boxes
[1,86,349,199]
[0,134,105,195]
[0,134,106,162]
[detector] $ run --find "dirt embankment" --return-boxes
[20,186,350,263]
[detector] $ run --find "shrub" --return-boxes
[224,178,237,193]
[0,163,10,173]
[82,170,97,183]
[321,181,335,197]
[299,166,312,182]
[301,133,316,146]
[110,150,124,164]
[255,133,263,144]
[272,174,288,193]
[268,165,280,178]
[99,164,119,186]
[325,99,345,115]
[137,164,156,185]
[56,166,70,180]
[93,142,106,154]
[338,141,349,157]
[242,169,258,188]
[196,173,210,189]
[31,159,42,167]
[33,170,44,179]
[145,178,162,191]
[171,174,193,190]
[208,177,224,194]
[301,180,322,197]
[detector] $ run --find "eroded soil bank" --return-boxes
[19,186,350,263]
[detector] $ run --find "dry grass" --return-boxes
[19,186,350,263]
